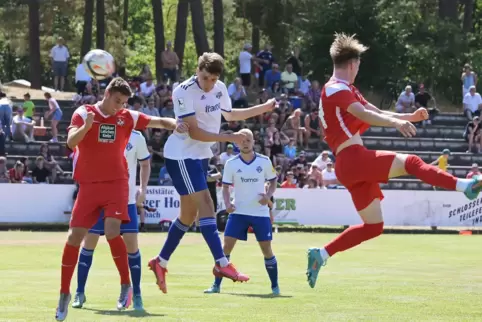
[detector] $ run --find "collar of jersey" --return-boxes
[331,76,350,85]
[239,153,257,165]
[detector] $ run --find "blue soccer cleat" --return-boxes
[203,284,220,294]
[272,286,280,296]
[464,176,482,200]
[306,247,326,288]
[133,294,144,311]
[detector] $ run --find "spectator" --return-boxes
[207,157,222,212]
[44,92,63,143]
[280,171,297,188]
[160,98,175,119]
[269,81,283,99]
[227,78,248,108]
[155,84,172,108]
[39,143,64,182]
[130,96,143,112]
[322,161,339,188]
[147,131,165,162]
[463,85,482,120]
[0,156,9,183]
[32,156,51,184]
[464,116,482,153]
[138,64,153,83]
[283,137,297,161]
[467,163,481,179]
[304,108,323,148]
[50,36,70,91]
[256,44,275,87]
[395,85,415,113]
[238,43,254,87]
[257,89,271,124]
[312,150,331,171]
[282,109,307,147]
[264,63,282,89]
[161,41,179,84]
[281,63,298,94]
[0,129,5,156]
[158,164,172,186]
[9,161,26,183]
[23,93,35,120]
[275,94,293,126]
[430,149,450,172]
[292,164,307,187]
[415,84,432,109]
[75,62,92,94]
[139,77,156,103]
[462,64,477,97]
[219,144,237,165]
[11,107,35,143]
[266,131,289,168]
[220,121,243,151]
[303,178,319,189]
[306,80,321,110]
[286,46,304,77]
[298,74,311,96]
[143,98,160,117]
[291,150,308,168]
[0,92,12,141]
[307,164,323,187]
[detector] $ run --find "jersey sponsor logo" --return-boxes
[205,102,221,113]
[216,91,223,99]
[240,177,259,183]
[256,166,263,173]
[178,98,186,112]
[98,124,116,143]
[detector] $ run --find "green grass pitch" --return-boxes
[0,231,481,321]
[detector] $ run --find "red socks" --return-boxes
[325,222,384,257]
[404,154,457,190]
[107,235,131,285]
[60,243,80,294]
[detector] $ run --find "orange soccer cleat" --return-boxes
[148,257,168,293]
[213,263,250,282]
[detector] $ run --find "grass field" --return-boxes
[0,231,481,322]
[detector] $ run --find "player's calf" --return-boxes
[123,233,142,298]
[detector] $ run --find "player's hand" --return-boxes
[136,188,146,207]
[84,111,95,130]
[226,204,236,214]
[176,121,189,133]
[258,193,270,206]
[410,108,429,123]
[395,119,417,138]
[231,131,248,146]
[264,98,277,111]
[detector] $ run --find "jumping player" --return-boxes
[203,129,279,295]
[71,130,151,311]
[148,53,276,293]
[56,77,186,321]
[306,33,482,288]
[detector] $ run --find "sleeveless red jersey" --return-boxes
[320,78,370,154]
[68,104,151,183]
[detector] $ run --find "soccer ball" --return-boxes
[82,49,115,80]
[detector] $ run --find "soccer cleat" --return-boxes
[55,293,71,321]
[272,286,280,296]
[213,263,250,282]
[464,176,482,200]
[203,284,221,294]
[306,247,327,288]
[71,292,86,309]
[117,284,133,310]
[133,294,144,311]
[148,257,168,293]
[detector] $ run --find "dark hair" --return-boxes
[106,77,132,97]
[24,93,30,98]
[198,52,224,75]
[330,33,368,67]
[44,92,52,99]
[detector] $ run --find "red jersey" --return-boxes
[320,78,370,154]
[69,104,151,183]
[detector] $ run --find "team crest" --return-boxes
[126,142,133,151]
[256,166,263,173]
[117,117,125,126]
[216,91,222,99]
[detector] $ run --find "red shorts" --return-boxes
[70,180,129,229]
[335,145,396,211]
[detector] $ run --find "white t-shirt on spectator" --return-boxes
[227,83,247,100]
[11,115,31,133]
[463,92,482,113]
[312,154,329,171]
[219,152,236,165]
[75,64,92,82]
[239,51,252,74]
[396,92,415,111]
[50,45,70,62]
[322,169,337,184]
[299,79,311,95]
[140,82,156,97]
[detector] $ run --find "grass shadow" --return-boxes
[224,292,293,299]
[81,307,166,317]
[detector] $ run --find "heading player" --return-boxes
[148,52,276,293]
[203,129,279,295]
[71,130,151,311]
[306,33,482,288]
[56,77,187,321]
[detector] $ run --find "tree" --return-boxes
[213,0,224,57]
[96,0,105,49]
[190,0,210,56]
[81,0,95,59]
[463,0,474,32]
[174,0,189,68]
[152,0,165,82]
[28,0,42,89]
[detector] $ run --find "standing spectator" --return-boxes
[0,129,5,157]
[238,43,254,87]
[227,78,248,108]
[430,149,450,172]
[395,85,416,113]
[207,157,222,212]
[467,163,481,178]
[32,156,51,184]
[44,92,62,143]
[281,63,298,94]
[147,130,165,162]
[0,93,12,141]
[322,161,339,188]
[219,144,237,165]
[9,161,26,183]
[464,116,482,153]
[305,80,321,110]
[0,156,9,183]
[462,64,477,97]
[463,85,482,120]
[160,99,175,119]
[304,108,323,148]
[11,107,35,142]
[286,46,304,77]
[23,93,35,120]
[256,44,275,87]
[75,62,92,94]
[280,171,297,188]
[161,41,179,84]
[264,64,281,89]
[50,36,70,91]
[39,143,64,182]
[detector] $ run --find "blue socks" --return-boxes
[76,248,94,293]
[213,255,230,287]
[159,218,189,262]
[265,256,278,289]
[128,250,142,296]
[199,217,227,265]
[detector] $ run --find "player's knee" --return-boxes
[67,228,88,246]
[196,191,215,218]
[123,233,138,253]
[259,241,274,258]
[104,221,121,239]
[404,154,424,172]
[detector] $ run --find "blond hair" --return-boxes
[329,33,368,67]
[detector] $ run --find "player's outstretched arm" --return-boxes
[222,98,276,121]
[365,102,429,123]
[182,114,239,143]
[146,117,178,131]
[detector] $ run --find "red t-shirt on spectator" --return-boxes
[281,181,297,188]
[8,168,23,183]
[69,104,151,184]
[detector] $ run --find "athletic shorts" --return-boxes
[52,109,63,121]
[335,145,396,212]
[225,214,272,242]
[70,180,130,229]
[53,61,68,77]
[165,158,209,195]
[89,204,138,235]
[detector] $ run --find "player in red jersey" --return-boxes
[55,77,186,321]
[306,33,482,288]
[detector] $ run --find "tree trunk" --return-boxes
[439,0,458,20]
[28,0,42,89]
[81,0,94,59]
[118,0,129,77]
[190,0,210,56]
[174,0,189,68]
[463,0,474,32]
[152,0,165,83]
[96,0,105,49]
[213,0,224,57]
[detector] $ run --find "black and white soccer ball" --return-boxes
[82,49,115,80]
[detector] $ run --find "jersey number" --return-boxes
[319,99,328,129]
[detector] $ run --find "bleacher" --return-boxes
[5,98,473,190]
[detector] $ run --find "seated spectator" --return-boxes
[266,131,289,167]
[147,130,165,162]
[23,93,35,120]
[39,143,64,182]
[0,156,9,183]
[282,109,307,147]
[9,161,26,183]
[264,64,281,89]
[220,120,243,151]
[303,178,319,189]
[304,108,323,148]
[219,144,237,165]
[294,163,307,188]
[11,107,35,143]
[463,85,482,120]
[312,150,331,171]
[415,84,432,109]
[160,98,175,119]
[305,80,321,110]
[464,116,482,153]
[155,84,172,108]
[395,85,416,113]
[275,94,292,126]
[257,89,271,125]
[228,78,248,108]
[291,150,308,168]
[32,156,51,184]
[307,163,323,187]
[269,81,282,99]
[18,156,32,183]
[75,62,92,94]
[467,163,480,178]
[281,63,298,95]
[280,171,297,188]
[143,98,160,117]
[158,164,172,186]
[139,77,156,102]
[298,74,311,96]
[322,161,339,188]
[283,138,297,161]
